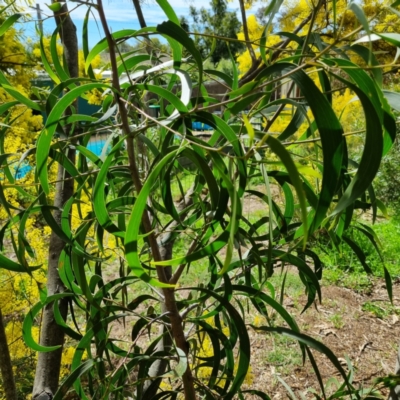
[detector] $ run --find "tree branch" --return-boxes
[95,2,197,398]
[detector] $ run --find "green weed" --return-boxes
[329,313,344,329]
[362,301,400,319]
[267,334,303,374]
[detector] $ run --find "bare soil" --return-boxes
[247,279,400,398]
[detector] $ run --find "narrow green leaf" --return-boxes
[23,293,74,352]
[134,83,188,113]
[53,300,82,341]
[117,54,151,76]
[220,189,239,275]
[229,285,300,332]
[125,150,179,287]
[0,13,21,37]
[265,135,308,246]
[85,30,136,72]
[93,137,127,238]
[39,32,60,84]
[328,66,383,216]
[204,69,233,88]
[36,82,110,194]
[243,114,255,147]
[384,266,393,303]
[157,21,202,78]
[51,26,71,81]
[0,84,41,111]
[342,235,372,274]
[0,253,40,273]
[348,2,370,34]
[275,376,298,400]
[375,198,389,218]
[82,8,96,80]
[53,359,95,400]
[155,0,180,24]
[253,326,350,387]
[258,63,345,234]
[0,101,18,115]
[350,45,382,87]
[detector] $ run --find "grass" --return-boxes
[322,268,374,292]
[329,313,345,329]
[266,334,303,373]
[361,300,400,319]
[269,269,306,303]
[312,218,400,292]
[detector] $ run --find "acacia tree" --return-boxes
[0,6,51,400]
[1,0,400,398]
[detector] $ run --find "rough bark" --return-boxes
[53,5,79,79]
[32,4,78,399]
[389,342,400,400]
[0,308,17,400]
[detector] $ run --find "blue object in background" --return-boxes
[192,121,213,131]
[87,139,111,156]
[13,140,111,180]
[14,164,32,180]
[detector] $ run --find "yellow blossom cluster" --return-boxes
[194,316,254,387]
[30,35,63,66]
[0,28,35,88]
[87,88,103,105]
[78,50,102,78]
[237,15,280,76]
[0,22,52,397]
[0,269,43,397]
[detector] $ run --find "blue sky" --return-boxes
[16,0,256,48]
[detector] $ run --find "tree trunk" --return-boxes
[32,4,78,399]
[0,308,17,400]
[142,189,195,399]
[32,160,75,400]
[389,342,400,400]
[96,2,197,397]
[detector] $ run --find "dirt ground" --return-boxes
[105,274,400,398]
[247,279,400,398]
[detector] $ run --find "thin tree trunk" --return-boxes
[32,4,78,399]
[32,160,75,400]
[237,0,256,63]
[389,342,400,400]
[143,189,195,399]
[132,0,147,29]
[96,2,197,398]
[0,308,17,400]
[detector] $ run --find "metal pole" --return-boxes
[36,4,43,35]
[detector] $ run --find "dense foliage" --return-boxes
[1,0,400,398]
